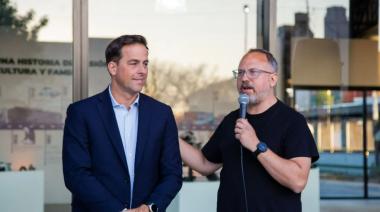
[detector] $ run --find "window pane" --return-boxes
[88,0,257,180]
[0,0,72,208]
[277,0,380,198]
[295,89,365,197]
[367,91,380,197]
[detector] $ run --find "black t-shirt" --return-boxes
[202,100,319,212]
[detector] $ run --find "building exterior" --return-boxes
[0,0,379,211]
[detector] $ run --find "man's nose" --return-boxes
[240,71,249,81]
[138,64,148,74]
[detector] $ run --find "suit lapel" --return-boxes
[135,94,151,169]
[97,89,129,172]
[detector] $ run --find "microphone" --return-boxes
[238,94,249,119]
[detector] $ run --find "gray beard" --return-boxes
[249,90,270,105]
[249,95,258,104]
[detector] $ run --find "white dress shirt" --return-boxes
[108,86,139,208]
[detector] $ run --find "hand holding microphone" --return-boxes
[235,94,259,152]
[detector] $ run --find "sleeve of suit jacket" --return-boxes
[62,104,124,211]
[146,107,183,210]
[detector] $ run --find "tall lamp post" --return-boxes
[243,4,250,52]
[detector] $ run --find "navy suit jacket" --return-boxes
[63,89,182,212]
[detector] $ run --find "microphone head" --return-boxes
[238,93,249,105]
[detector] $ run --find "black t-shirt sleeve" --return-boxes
[283,113,319,163]
[202,117,227,164]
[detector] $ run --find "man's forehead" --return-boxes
[243,52,268,62]
[121,44,148,57]
[239,52,270,67]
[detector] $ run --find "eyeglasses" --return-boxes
[232,68,275,79]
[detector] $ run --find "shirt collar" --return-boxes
[108,85,140,108]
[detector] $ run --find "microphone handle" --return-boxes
[240,103,247,119]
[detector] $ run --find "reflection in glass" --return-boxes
[0,0,72,205]
[296,89,367,197]
[277,0,380,198]
[89,0,258,181]
[368,91,380,197]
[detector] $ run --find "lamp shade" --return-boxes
[291,38,341,87]
[291,38,380,88]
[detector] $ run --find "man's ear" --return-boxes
[107,61,117,76]
[270,73,278,88]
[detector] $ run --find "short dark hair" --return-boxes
[105,35,148,64]
[244,48,278,72]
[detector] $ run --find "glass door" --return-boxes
[0,0,73,206]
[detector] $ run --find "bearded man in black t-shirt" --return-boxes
[180,49,319,212]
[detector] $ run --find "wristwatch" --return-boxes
[252,142,267,157]
[148,203,158,212]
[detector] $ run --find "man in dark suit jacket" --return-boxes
[63,35,182,212]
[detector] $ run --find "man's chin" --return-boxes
[128,86,143,95]
[134,84,145,91]
[249,95,258,104]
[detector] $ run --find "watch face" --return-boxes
[150,204,158,212]
[258,142,267,152]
